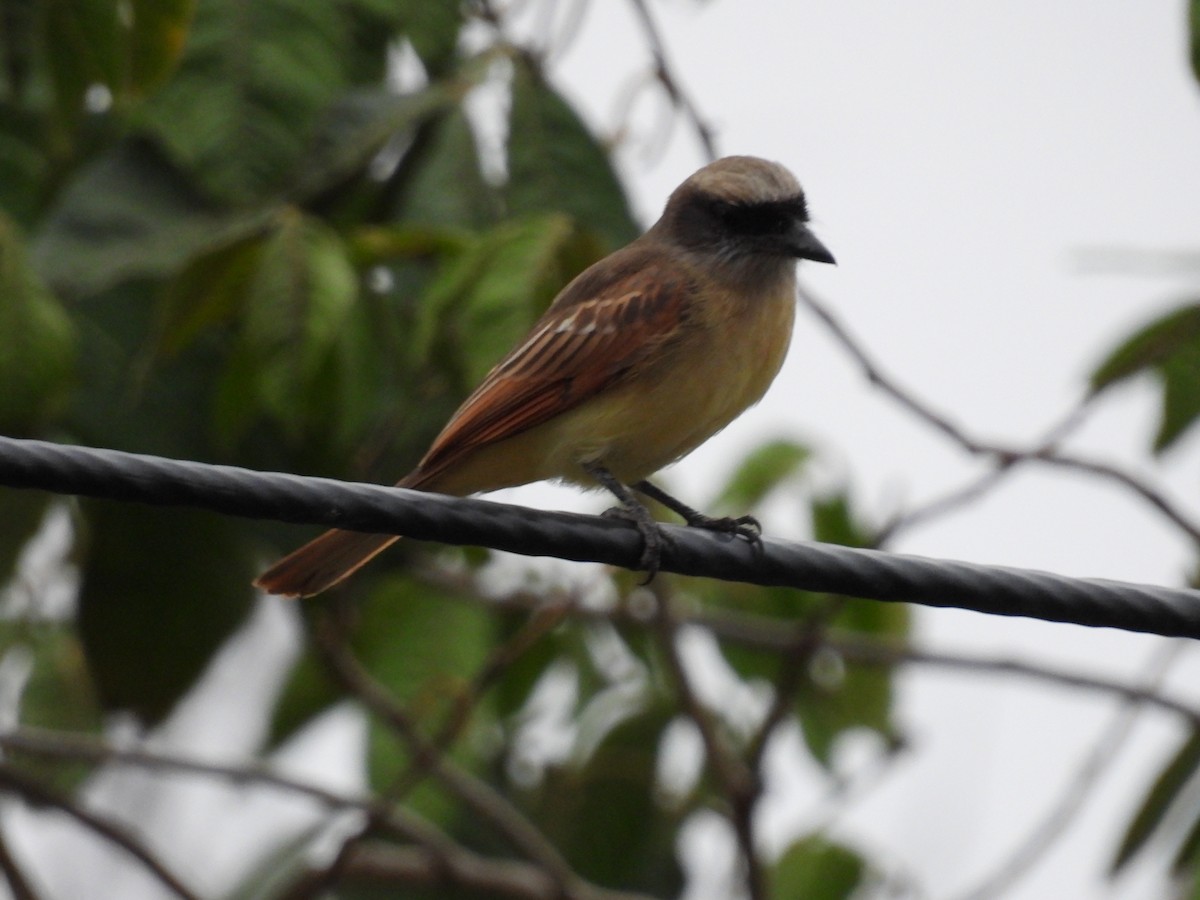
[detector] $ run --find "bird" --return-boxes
[254,155,834,598]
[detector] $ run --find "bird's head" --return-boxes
[657,156,835,277]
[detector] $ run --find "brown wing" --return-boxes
[411,254,693,483]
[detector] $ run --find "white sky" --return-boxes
[505,2,1200,897]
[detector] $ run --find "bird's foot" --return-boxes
[633,480,763,552]
[601,503,669,583]
[681,510,763,548]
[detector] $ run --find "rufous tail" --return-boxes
[253,529,399,598]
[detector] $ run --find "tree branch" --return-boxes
[797,285,1200,546]
[0,765,197,900]
[649,582,763,898]
[309,613,601,897]
[626,0,718,161]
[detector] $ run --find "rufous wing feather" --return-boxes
[411,258,692,485]
[255,249,694,597]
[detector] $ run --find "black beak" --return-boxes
[789,223,836,265]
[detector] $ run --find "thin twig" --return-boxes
[0,825,38,900]
[826,634,1200,728]
[649,582,764,900]
[0,730,363,806]
[0,728,636,900]
[542,0,593,64]
[797,285,1200,546]
[309,614,591,896]
[479,590,1200,727]
[307,601,569,895]
[743,592,851,773]
[874,398,1095,545]
[288,841,658,900]
[796,285,983,451]
[432,602,569,752]
[0,765,198,900]
[626,0,718,161]
[1029,450,1200,546]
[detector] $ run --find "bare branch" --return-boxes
[797,285,1200,546]
[482,587,1200,727]
[0,729,642,900]
[309,613,593,897]
[649,582,764,899]
[290,841,658,900]
[305,599,570,896]
[0,765,197,900]
[1028,450,1200,546]
[0,826,38,900]
[626,0,718,161]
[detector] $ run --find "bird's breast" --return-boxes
[567,276,798,483]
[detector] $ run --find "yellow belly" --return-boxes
[426,280,797,496]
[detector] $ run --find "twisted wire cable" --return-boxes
[0,436,1197,638]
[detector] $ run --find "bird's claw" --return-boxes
[683,511,763,550]
[602,505,669,583]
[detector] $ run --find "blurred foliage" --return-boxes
[1091,303,1200,453]
[770,836,867,899]
[1112,729,1200,877]
[1192,0,1200,85]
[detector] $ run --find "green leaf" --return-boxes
[1112,729,1200,873]
[794,599,909,767]
[506,57,639,252]
[213,211,367,448]
[700,490,906,766]
[525,703,684,893]
[0,106,48,227]
[0,491,51,586]
[384,0,464,75]
[771,835,866,900]
[0,211,75,433]
[1175,804,1200,875]
[0,3,36,103]
[294,86,454,203]
[1090,303,1200,453]
[0,620,102,735]
[40,0,123,124]
[712,439,812,512]
[40,0,195,114]
[354,575,496,811]
[126,0,196,98]
[76,502,256,724]
[797,488,907,768]
[340,0,464,75]
[136,0,351,203]
[416,213,594,387]
[154,236,265,358]
[387,106,500,230]
[65,280,232,457]
[0,619,104,789]
[812,490,874,549]
[32,139,275,298]
[1191,0,1200,86]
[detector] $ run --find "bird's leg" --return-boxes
[634,480,762,547]
[583,462,666,581]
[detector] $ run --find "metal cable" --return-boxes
[0,435,1197,638]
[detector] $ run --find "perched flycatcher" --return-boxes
[255,156,835,597]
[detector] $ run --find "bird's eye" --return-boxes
[711,200,791,237]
